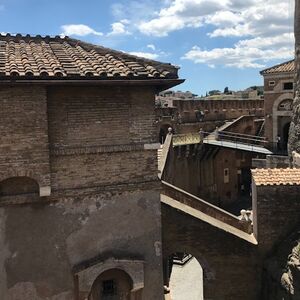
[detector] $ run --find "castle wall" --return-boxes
[0,85,164,300]
[163,144,262,207]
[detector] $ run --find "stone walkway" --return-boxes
[169,257,203,300]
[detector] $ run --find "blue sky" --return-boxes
[0,0,295,95]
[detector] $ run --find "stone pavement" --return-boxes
[169,257,203,300]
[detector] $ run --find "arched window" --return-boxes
[89,269,133,300]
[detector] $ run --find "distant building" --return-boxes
[260,60,294,151]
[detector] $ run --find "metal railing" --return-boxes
[214,130,267,146]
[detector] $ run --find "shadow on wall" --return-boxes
[159,124,172,144]
[0,176,39,196]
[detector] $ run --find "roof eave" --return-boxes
[0,77,185,90]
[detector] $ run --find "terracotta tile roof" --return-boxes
[252,168,300,186]
[260,60,295,75]
[0,33,179,80]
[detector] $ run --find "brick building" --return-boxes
[261,60,294,151]
[156,98,264,143]
[0,33,183,300]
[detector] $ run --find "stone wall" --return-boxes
[156,99,264,140]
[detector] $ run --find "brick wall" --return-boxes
[172,99,264,123]
[47,86,156,148]
[47,86,158,191]
[162,203,260,300]
[263,74,293,144]
[253,184,300,253]
[0,86,50,187]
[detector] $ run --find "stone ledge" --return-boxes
[50,143,159,156]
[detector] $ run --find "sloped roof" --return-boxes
[260,60,295,75]
[0,33,180,80]
[252,168,300,186]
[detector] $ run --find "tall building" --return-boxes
[0,33,182,300]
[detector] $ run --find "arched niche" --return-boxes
[74,258,144,300]
[272,93,293,143]
[0,176,39,197]
[89,268,133,300]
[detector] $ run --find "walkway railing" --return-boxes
[217,130,267,145]
[161,181,253,234]
[172,130,270,150]
[158,132,173,179]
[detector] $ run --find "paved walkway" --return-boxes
[169,257,203,300]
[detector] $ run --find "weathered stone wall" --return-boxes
[0,84,164,300]
[1,187,162,300]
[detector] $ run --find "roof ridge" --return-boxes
[65,36,178,71]
[0,32,67,42]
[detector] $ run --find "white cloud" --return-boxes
[107,22,130,36]
[129,51,159,60]
[138,0,294,38]
[61,24,103,37]
[139,0,228,36]
[182,44,293,69]
[147,44,156,51]
[236,33,294,49]
[205,11,244,27]
[111,0,295,69]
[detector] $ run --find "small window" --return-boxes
[102,279,116,296]
[268,81,275,86]
[224,168,229,183]
[283,82,293,90]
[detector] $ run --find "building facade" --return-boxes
[261,60,294,151]
[0,33,182,300]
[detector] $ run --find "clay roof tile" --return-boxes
[0,33,180,80]
[252,168,300,186]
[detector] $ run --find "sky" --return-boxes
[0,0,295,95]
